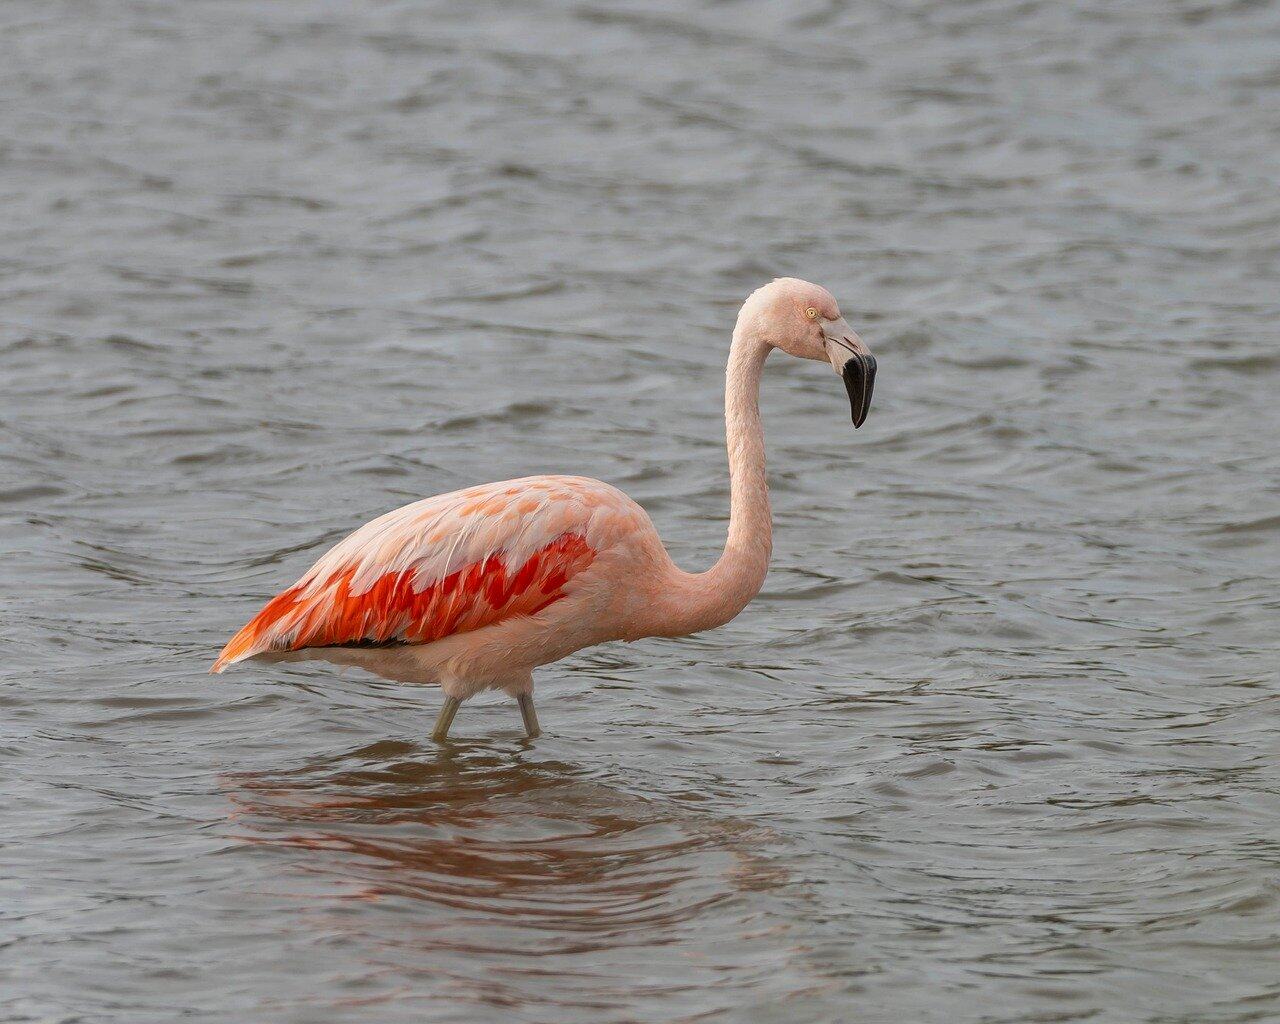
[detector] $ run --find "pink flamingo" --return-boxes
[212,279,875,740]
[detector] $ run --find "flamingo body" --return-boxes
[212,279,875,737]
[213,475,674,698]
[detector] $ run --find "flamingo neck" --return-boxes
[668,322,773,634]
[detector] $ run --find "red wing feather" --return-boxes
[212,533,594,672]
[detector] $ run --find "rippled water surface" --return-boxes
[4,2,1280,1021]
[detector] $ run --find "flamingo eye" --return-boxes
[806,307,819,320]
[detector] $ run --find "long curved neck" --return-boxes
[666,323,773,634]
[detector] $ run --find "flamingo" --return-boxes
[212,278,876,741]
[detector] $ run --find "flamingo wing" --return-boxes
[211,476,623,673]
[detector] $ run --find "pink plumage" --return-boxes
[212,477,613,672]
[212,280,875,740]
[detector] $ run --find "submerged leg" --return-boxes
[431,695,461,742]
[516,693,540,739]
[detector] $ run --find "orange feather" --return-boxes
[212,533,594,672]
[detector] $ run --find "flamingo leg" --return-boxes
[516,693,540,739]
[431,695,461,742]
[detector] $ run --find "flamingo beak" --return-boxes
[822,317,876,428]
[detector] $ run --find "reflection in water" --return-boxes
[222,742,806,1016]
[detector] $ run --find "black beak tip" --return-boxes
[842,353,876,429]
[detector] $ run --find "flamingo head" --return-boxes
[741,277,877,428]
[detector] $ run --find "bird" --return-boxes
[211,278,876,741]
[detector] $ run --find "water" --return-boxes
[3,1,1279,1021]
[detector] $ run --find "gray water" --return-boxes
[3,2,1279,1022]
